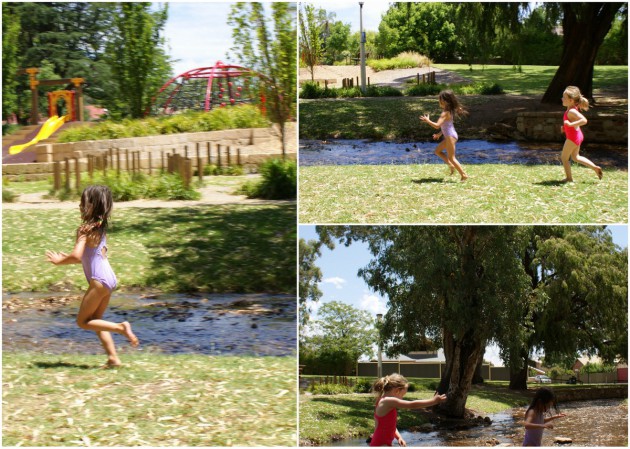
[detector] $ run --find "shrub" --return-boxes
[353,378,374,394]
[369,52,432,72]
[2,189,17,203]
[57,106,269,143]
[203,164,245,176]
[308,383,354,395]
[405,84,445,96]
[453,83,504,95]
[240,158,296,200]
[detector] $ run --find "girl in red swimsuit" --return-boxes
[560,86,603,182]
[368,374,446,447]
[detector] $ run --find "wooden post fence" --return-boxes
[53,161,61,191]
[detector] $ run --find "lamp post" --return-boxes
[359,2,367,93]
[376,313,383,378]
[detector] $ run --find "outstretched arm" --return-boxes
[46,234,87,265]
[389,393,447,410]
[395,428,406,447]
[420,111,448,130]
[544,413,566,423]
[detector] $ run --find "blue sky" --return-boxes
[300,225,628,365]
[160,3,245,77]
[304,1,389,33]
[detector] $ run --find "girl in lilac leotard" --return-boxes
[46,185,138,368]
[559,86,603,182]
[420,90,468,181]
[523,388,566,446]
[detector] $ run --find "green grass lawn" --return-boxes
[3,205,296,293]
[434,64,628,96]
[3,352,296,446]
[299,164,627,224]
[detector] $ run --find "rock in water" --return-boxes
[554,437,572,444]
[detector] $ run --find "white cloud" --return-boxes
[359,291,387,316]
[322,276,347,289]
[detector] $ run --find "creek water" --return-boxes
[3,292,296,356]
[299,140,627,168]
[328,399,627,447]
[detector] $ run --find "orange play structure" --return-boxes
[8,68,85,155]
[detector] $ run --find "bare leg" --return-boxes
[434,141,455,174]
[77,280,139,348]
[571,146,603,179]
[91,293,120,366]
[560,140,576,182]
[444,137,467,181]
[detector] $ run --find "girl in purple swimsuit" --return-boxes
[46,185,138,368]
[420,90,469,181]
[523,388,566,446]
[560,86,603,182]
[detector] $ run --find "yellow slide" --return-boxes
[9,115,67,155]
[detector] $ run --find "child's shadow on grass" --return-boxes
[32,361,94,370]
[412,178,444,184]
[534,180,568,186]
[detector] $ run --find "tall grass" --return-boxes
[240,158,296,200]
[57,106,269,143]
[369,51,432,72]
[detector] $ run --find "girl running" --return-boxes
[46,185,138,368]
[420,90,469,181]
[560,86,603,182]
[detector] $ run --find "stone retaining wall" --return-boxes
[3,124,296,179]
[516,112,627,143]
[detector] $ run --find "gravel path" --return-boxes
[299,65,470,88]
[3,175,294,210]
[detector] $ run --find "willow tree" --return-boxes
[318,226,531,418]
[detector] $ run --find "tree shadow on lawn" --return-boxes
[533,179,569,187]
[310,395,374,421]
[31,361,94,370]
[110,205,296,294]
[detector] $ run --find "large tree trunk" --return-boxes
[541,3,622,104]
[473,347,485,385]
[438,329,484,418]
[509,353,530,390]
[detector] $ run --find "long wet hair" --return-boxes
[439,89,468,118]
[79,185,113,237]
[372,373,408,403]
[564,86,590,111]
[527,387,560,416]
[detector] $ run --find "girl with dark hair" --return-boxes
[419,90,469,181]
[523,387,566,446]
[46,185,138,368]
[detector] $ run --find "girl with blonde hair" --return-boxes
[368,373,446,447]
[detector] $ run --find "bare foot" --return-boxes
[595,167,603,180]
[121,321,139,347]
[101,359,122,369]
[560,178,573,183]
[460,174,468,182]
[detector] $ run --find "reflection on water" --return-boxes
[329,399,627,447]
[299,139,627,168]
[3,292,296,356]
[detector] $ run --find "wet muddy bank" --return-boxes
[3,291,296,357]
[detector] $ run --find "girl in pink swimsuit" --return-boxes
[46,185,138,368]
[420,90,469,181]
[368,373,446,447]
[560,86,603,182]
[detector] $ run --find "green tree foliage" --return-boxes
[299,4,323,80]
[533,227,628,364]
[596,12,629,65]
[2,3,21,121]
[378,3,458,61]
[300,301,376,376]
[299,238,324,328]
[324,21,351,64]
[228,3,297,157]
[317,226,531,418]
[106,3,171,118]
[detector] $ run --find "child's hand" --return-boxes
[420,114,430,123]
[545,424,554,429]
[564,120,573,128]
[397,436,407,447]
[46,250,67,265]
[432,133,441,141]
[434,393,447,404]
[560,125,565,133]
[553,413,567,420]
